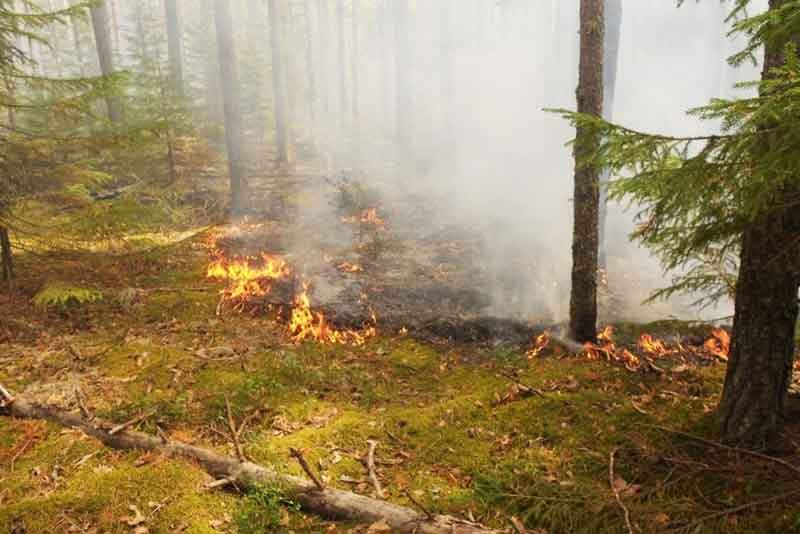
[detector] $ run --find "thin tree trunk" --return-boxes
[213,0,247,211]
[394,0,412,179]
[164,0,184,97]
[569,0,604,343]
[336,0,347,129]
[268,0,289,167]
[719,0,800,446]
[317,0,330,115]
[304,0,316,144]
[90,0,124,123]
[109,0,120,53]
[351,0,360,162]
[0,226,13,289]
[378,0,390,128]
[598,0,622,272]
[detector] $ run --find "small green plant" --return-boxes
[33,283,103,309]
[234,483,299,533]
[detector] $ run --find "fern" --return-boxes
[33,283,103,309]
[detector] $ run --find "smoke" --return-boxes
[183,0,768,323]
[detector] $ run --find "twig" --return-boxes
[289,447,325,491]
[108,411,155,435]
[74,386,95,423]
[204,476,238,491]
[666,487,800,533]
[224,396,246,461]
[364,440,384,498]
[497,370,545,398]
[647,424,800,478]
[9,437,34,470]
[0,383,15,405]
[609,448,635,534]
[509,517,528,534]
[403,489,435,521]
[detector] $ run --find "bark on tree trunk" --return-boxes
[164,0,184,98]
[0,226,13,288]
[268,0,289,167]
[0,393,500,534]
[213,0,247,211]
[569,0,604,343]
[719,0,800,446]
[90,0,124,123]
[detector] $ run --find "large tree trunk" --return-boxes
[164,0,184,97]
[719,0,800,446]
[90,0,123,123]
[213,0,247,211]
[0,226,13,289]
[598,0,621,273]
[568,0,604,343]
[268,0,289,167]
[0,391,499,534]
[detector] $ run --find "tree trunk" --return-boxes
[0,226,13,289]
[90,0,124,123]
[317,0,330,115]
[394,0,412,179]
[719,0,800,446]
[598,0,622,272]
[568,0,604,343]
[304,0,316,144]
[0,392,500,534]
[350,0,360,162]
[164,0,184,98]
[336,0,347,128]
[213,0,247,211]
[267,0,289,167]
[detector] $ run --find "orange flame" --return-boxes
[288,283,377,346]
[704,327,730,360]
[526,331,550,358]
[206,252,291,300]
[337,261,363,273]
[638,333,669,357]
[343,208,386,228]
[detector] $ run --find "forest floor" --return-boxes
[2,152,800,533]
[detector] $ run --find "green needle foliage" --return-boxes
[551,0,800,308]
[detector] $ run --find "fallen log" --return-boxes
[0,388,502,534]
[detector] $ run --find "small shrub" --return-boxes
[33,283,103,309]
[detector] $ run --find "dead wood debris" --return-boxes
[0,384,502,533]
[609,448,636,534]
[364,439,385,498]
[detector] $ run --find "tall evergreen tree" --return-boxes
[569,0,604,343]
[164,0,184,97]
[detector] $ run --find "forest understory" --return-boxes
[2,144,800,534]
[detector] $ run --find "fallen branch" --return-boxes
[364,440,385,498]
[609,449,635,534]
[0,386,500,533]
[0,383,15,405]
[496,370,545,399]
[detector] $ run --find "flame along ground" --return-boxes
[204,227,378,346]
[526,326,732,372]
